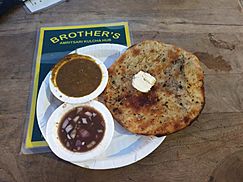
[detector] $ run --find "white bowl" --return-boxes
[46,100,114,162]
[49,54,108,104]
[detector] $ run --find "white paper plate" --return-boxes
[36,43,166,169]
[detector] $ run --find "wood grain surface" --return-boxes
[1,0,243,181]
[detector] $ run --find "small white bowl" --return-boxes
[49,54,108,104]
[46,100,114,162]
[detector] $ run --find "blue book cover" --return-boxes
[22,22,132,154]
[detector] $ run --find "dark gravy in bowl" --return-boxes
[58,106,105,152]
[52,54,102,97]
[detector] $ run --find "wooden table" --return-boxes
[1,0,243,181]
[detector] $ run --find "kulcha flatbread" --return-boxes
[101,40,205,136]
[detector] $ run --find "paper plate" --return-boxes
[36,43,166,169]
